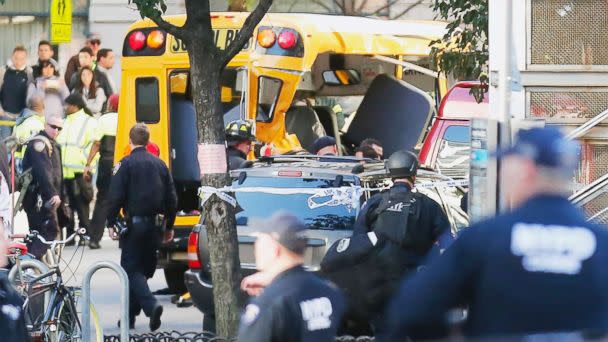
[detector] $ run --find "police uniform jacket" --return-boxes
[237,266,345,342]
[107,146,177,229]
[386,194,608,339]
[0,271,29,342]
[321,183,449,318]
[22,131,63,203]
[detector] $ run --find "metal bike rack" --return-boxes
[81,261,129,342]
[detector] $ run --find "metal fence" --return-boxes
[103,332,374,342]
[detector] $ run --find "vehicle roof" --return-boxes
[437,81,489,120]
[125,12,448,69]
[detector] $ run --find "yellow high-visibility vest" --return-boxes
[56,109,100,179]
[13,114,45,159]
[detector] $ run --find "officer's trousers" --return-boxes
[24,204,59,259]
[120,219,161,319]
[64,174,93,235]
[89,162,112,243]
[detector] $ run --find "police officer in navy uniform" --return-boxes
[22,116,64,259]
[226,119,254,170]
[385,127,608,340]
[321,150,449,333]
[237,212,345,342]
[107,123,177,331]
[0,270,29,342]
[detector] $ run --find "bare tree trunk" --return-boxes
[185,1,242,337]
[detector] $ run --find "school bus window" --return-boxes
[136,77,160,123]
[257,77,282,123]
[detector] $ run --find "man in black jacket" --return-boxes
[22,116,64,259]
[107,123,177,331]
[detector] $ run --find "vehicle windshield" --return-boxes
[233,176,357,230]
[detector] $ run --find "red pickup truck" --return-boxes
[419,81,489,179]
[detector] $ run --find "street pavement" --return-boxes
[11,210,204,338]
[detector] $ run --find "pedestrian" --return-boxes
[13,95,46,174]
[27,60,69,120]
[312,136,338,156]
[21,116,64,259]
[56,94,98,244]
[321,150,450,334]
[384,127,608,340]
[86,94,118,249]
[95,48,116,99]
[226,119,255,170]
[359,138,383,159]
[67,47,95,91]
[31,40,59,79]
[64,33,101,86]
[0,226,29,342]
[355,145,380,160]
[107,123,177,331]
[0,46,33,140]
[71,67,106,116]
[237,212,345,342]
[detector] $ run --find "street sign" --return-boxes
[50,0,72,44]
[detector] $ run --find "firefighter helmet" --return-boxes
[226,119,255,142]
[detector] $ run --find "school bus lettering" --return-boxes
[170,29,250,53]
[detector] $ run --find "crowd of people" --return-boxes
[0,34,120,253]
[0,35,117,130]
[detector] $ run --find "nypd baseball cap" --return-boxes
[493,127,579,172]
[250,212,307,254]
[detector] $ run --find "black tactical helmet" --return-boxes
[225,119,255,143]
[385,150,419,178]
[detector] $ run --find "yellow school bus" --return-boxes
[117,12,448,290]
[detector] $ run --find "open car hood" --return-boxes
[342,74,435,156]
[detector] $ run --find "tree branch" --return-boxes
[391,0,425,19]
[148,13,186,39]
[311,0,334,13]
[220,0,273,67]
[356,0,369,14]
[370,0,400,16]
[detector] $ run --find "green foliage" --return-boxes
[430,0,488,101]
[128,0,167,19]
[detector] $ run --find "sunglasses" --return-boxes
[48,124,62,131]
[89,39,101,45]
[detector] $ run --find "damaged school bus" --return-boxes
[118,12,448,291]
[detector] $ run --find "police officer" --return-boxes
[107,123,177,331]
[0,270,29,342]
[385,127,608,340]
[56,94,99,243]
[13,95,45,174]
[86,94,118,249]
[21,116,64,259]
[321,150,449,332]
[237,212,345,342]
[226,119,254,170]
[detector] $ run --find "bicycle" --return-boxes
[8,229,103,342]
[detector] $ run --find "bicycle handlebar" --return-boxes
[12,228,87,245]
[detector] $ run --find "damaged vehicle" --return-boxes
[184,156,468,331]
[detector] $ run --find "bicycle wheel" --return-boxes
[70,287,103,342]
[8,258,50,297]
[45,294,80,342]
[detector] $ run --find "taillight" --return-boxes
[278,30,297,50]
[278,170,303,177]
[257,29,276,48]
[128,31,146,51]
[147,30,165,49]
[187,229,201,269]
